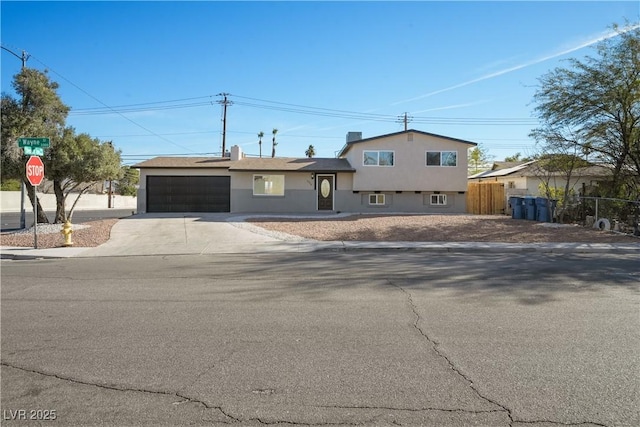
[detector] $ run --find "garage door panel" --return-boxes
[147,176,230,212]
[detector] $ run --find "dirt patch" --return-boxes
[246,214,639,244]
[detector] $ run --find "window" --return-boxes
[430,194,447,205]
[363,150,394,166]
[369,194,385,205]
[253,175,284,196]
[426,151,457,166]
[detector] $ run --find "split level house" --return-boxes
[134,129,477,214]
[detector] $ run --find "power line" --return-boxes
[69,101,213,115]
[70,95,213,113]
[121,152,217,157]
[26,54,196,153]
[66,92,537,126]
[397,112,413,131]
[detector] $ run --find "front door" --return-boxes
[317,175,334,211]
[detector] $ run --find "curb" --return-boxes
[310,243,640,255]
[3,243,639,260]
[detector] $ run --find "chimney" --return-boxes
[230,145,243,161]
[346,132,362,143]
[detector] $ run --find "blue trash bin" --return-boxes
[536,197,549,222]
[524,196,537,220]
[509,196,524,219]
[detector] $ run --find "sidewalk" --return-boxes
[2,214,639,260]
[2,241,639,260]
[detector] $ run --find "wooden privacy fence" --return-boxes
[467,182,505,215]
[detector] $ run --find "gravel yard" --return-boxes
[246,214,639,244]
[1,215,637,250]
[1,219,118,249]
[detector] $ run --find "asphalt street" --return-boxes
[1,252,638,426]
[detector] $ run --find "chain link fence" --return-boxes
[575,197,640,236]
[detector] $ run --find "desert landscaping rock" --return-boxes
[246,214,638,244]
[1,219,118,249]
[1,215,636,250]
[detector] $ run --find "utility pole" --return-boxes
[2,45,30,229]
[397,112,413,131]
[217,93,232,156]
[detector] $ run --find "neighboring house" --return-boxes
[134,129,477,214]
[468,160,613,201]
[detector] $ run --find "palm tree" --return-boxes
[305,144,316,158]
[271,128,278,158]
[258,131,264,158]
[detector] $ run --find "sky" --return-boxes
[2,1,639,166]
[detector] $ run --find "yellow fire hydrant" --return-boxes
[61,221,73,247]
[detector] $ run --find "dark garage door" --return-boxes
[147,176,230,213]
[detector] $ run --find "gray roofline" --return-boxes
[134,156,355,172]
[338,129,478,157]
[228,168,356,173]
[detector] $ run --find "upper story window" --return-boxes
[363,150,395,167]
[253,174,285,196]
[426,151,457,167]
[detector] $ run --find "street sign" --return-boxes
[26,156,45,186]
[18,137,50,148]
[23,146,44,156]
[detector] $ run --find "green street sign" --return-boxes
[23,146,44,156]
[18,137,50,148]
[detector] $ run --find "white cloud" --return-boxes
[411,100,491,114]
[392,24,640,106]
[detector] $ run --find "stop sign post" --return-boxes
[25,156,45,248]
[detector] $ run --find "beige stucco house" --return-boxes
[468,160,613,201]
[134,129,477,214]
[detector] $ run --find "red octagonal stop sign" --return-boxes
[26,156,45,186]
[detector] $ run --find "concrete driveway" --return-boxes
[80,213,305,257]
[4,213,638,260]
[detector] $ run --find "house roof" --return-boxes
[337,129,478,157]
[468,160,537,179]
[134,157,231,168]
[490,161,524,171]
[228,157,355,172]
[468,160,614,179]
[134,156,355,173]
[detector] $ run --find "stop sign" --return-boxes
[26,156,45,186]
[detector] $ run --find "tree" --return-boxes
[468,144,493,174]
[1,68,70,224]
[258,131,264,158]
[530,149,592,223]
[504,153,521,163]
[2,68,122,224]
[503,152,534,163]
[530,24,640,200]
[271,128,278,158]
[46,129,122,222]
[115,166,140,197]
[305,144,316,158]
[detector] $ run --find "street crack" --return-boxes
[1,361,240,423]
[386,279,515,426]
[514,421,609,427]
[386,280,614,427]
